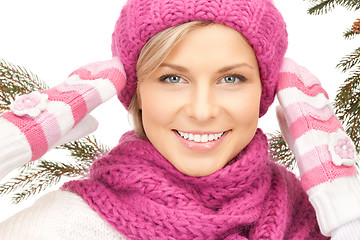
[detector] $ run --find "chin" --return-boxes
[176,164,224,177]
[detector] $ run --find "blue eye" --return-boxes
[220,75,247,84]
[159,75,186,83]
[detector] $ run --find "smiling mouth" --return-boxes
[175,130,227,143]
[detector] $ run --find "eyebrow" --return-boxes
[159,63,254,73]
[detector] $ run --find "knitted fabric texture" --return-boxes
[276,59,360,235]
[63,130,328,240]
[277,59,357,192]
[0,58,125,163]
[111,0,288,116]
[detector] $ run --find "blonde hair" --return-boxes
[129,21,214,138]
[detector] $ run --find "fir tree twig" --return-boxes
[333,67,360,152]
[268,132,296,171]
[336,47,360,73]
[307,0,360,15]
[307,0,337,15]
[344,28,359,40]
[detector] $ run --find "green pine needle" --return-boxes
[308,0,360,15]
[307,0,337,15]
[334,68,360,152]
[336,47,360,73]
[268,132,297,171]
[344,28,359,40]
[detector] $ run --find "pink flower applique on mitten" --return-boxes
[276,58,360,237]
[0,57,126,179]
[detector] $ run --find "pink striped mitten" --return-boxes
[276,58,360,236]
[0,57,125,178]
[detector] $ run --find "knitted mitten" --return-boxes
[276,58,360,236]
[0,57,125,178]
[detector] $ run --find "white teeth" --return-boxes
[188,133,194,141]
[201,134,209,143]
[177,131,225,143]
[194,134,201,142]
[209,134,215,141]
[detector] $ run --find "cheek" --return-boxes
[223,90,261,128]
[238,100,260,126]
[225,92,261,156]
[139,86,182,129]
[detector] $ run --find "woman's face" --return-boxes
[138,24,262,177]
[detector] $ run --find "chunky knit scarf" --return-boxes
[63,129,328,240]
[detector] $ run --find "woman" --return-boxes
[0,0,360,239]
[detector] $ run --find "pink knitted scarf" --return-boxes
[63,129,327,239]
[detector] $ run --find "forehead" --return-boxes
[163,23,258,69]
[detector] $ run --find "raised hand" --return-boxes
[0,57,126,177]
[276,58,360,236]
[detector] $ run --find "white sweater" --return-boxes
[0,190,126,240]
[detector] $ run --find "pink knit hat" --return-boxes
[112,0,288,116]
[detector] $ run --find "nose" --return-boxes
[184,84,219,122]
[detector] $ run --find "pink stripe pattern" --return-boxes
[277,58,357,191]
[289,115,343,142]
[34,111,62,148]
[4,57,126,163]
[1,112,48,161]
[283,102,335,124]
[297,145,332,173]
[56,84,103,112]
[301,162,356,190]
[70,67,125,93]
[277,72,329,99]
[43,88,87,126]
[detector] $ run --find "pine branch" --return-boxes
[268,132,296,171]
[334,69,360,152]
[57,136,110,162]
[10,161,65,204]
[10,161,82,204]
[308,0,337,15]
[339,0,360,11]
[344,28,359,39]
[0,59,48,113]
[343,18,360,39]
[336,47,360,72]
[308,0,360,15]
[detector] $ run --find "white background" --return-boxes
[0,0,358,222]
